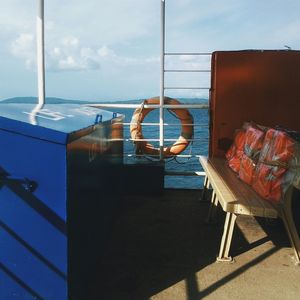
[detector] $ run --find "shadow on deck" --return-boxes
[90,189,300,300]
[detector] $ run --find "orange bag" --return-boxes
[239,154,257,185]
[259,128,295,165]
[252,128,296,202]
[252,163,287,202]
[226,129,246,173]
[243,124,265,159]
[238,123,265,184]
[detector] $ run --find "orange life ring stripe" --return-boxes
[130,96,194,157]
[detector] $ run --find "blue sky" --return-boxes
[1,0,300,102]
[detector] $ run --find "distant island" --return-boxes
[0,97,208,105]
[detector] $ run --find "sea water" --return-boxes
[109,100,209,189]
[1,97,209,189]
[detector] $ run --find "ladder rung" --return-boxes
[165,171,206,177]
[164,87,210,90]
[164,70,211,73]
[165,52,212,56]
[89,103,209,109]
[125,154,203,158]
[128,138,208,142]
[123,122,208,126]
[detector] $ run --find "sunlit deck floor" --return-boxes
[91,189,300,300]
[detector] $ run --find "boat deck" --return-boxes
[91,189,300,300]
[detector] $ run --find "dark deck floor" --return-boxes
[90,189,300,300]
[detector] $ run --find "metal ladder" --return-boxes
[159,0,211,161]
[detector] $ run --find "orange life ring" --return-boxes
[130,96,194,157]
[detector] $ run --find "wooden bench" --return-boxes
[199,155,300,265]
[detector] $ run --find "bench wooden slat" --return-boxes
[199,156,278,218]
[211,157,278,218]
[209,157,263,215]
[200,155,300,264]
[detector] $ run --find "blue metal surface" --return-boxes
[0,267,37,299]
[0,103,124,299]
[0,103,120,144]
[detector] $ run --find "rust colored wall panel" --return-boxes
[209,50,300,157]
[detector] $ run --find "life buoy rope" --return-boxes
[130,96,194,158]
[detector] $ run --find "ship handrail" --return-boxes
[88,103,209,109]
[125,154,202,157]
[165,52,212,56]
[164,70,211,73]
[122,122,208,126]
[87,101,208,181]
[127,138,207,142]
[164,171,206,176]
[164,87,210,90]
[94,1,210,183]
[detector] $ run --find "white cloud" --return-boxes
[2,0,300,100]
[10,32,157,72]
[11,33,35,68]
[40,0,158,51]
[62,37,79,47]
[165,54,211,71]
[97,46,114,58]
[11,33,34,56]
[10,33,101,71]
[46,37,101,71]
[266,20,300,47]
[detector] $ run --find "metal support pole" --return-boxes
[37,0,45,105]
[160,0,166,160]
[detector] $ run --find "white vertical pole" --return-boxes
[159,0,165,160]
[37,0,45,105]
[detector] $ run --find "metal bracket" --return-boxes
[216,256,235,263]
[95,114,103,124]
[0,176,36,193]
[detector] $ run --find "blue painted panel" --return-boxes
[0,268,36,300]
[0,103,123,299]
[0,103,119,144]
[0,129,67,220]
[0,186,67,273]
[0,126,67,298]
[0,228,67,300]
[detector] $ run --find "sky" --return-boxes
[1,0,300,102]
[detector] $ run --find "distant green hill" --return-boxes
[0,97,89,104]
[1,96,208,104]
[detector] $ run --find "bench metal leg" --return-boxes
[279,188,300,265]
[206,190,218,223]
[200,175,210,201]
[217,212,237,262]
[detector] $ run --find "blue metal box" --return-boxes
[0,103,123,300]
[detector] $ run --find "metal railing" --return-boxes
[89,0,211,180]
[88,101,210,177]
[34,0,210,182]
[158,0,211,172]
